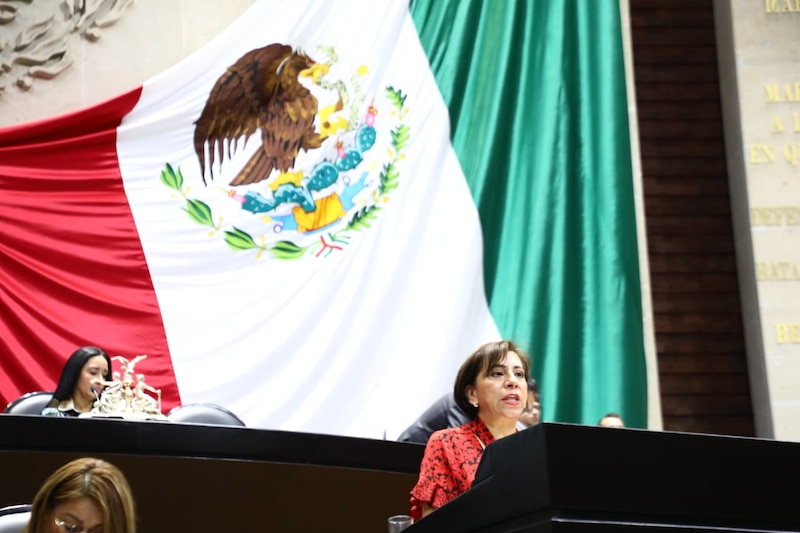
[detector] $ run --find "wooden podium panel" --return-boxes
[407,423,800,533]
[0,415,423,532]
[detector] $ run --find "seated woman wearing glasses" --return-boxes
[409,340,530,521]
[24,457,136,533]
[45,346,112,417]
[516,377,541,430]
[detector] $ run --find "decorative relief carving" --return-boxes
[0,0,132,95]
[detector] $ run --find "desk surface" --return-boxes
[0,414,424,533]
[0,413,422,472]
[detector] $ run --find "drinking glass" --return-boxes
[387,514,412,532]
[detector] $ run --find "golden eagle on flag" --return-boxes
[193,43,324,187]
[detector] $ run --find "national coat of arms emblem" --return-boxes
[160,43,409,260]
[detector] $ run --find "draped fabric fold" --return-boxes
[0,0,501,438]
[0,0,646,433]
[0,88,181,408]
[410,0,647,426]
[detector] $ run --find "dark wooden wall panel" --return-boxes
[629,0,755,436]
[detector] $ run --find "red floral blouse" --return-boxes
[409,417,496,521]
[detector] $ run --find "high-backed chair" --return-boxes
[0,504,31,533]
[3,391,53,415]
[167,403,246,427]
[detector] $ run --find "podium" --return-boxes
[0,415,423,532]
[407,423,800,532]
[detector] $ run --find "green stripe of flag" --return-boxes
[411,0,648,428]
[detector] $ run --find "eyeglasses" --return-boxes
[54,517,102,533]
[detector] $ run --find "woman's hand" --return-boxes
[421,502,436,518]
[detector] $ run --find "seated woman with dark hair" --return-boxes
[46,346,112,417]
[409,340,530,521]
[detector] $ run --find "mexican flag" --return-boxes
[0,0,647,437]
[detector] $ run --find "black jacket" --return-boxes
[396,393,469,444]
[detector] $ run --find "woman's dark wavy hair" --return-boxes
[453,340,531,419]
[51,346,112,403]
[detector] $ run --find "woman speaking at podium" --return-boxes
[409,340,530,521]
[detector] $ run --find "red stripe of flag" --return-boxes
[0,87,181,411]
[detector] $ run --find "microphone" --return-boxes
[90,385,100,403]
[41,396,61,417]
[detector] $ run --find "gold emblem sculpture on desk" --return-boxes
[81,355,167,420]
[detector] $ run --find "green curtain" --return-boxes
[410,0,647,427]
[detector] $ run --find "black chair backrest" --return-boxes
[167,403,246,427]
[3,391,53,415]
[0,504,31,533]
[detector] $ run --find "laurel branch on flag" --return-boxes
[160,86,409,260]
